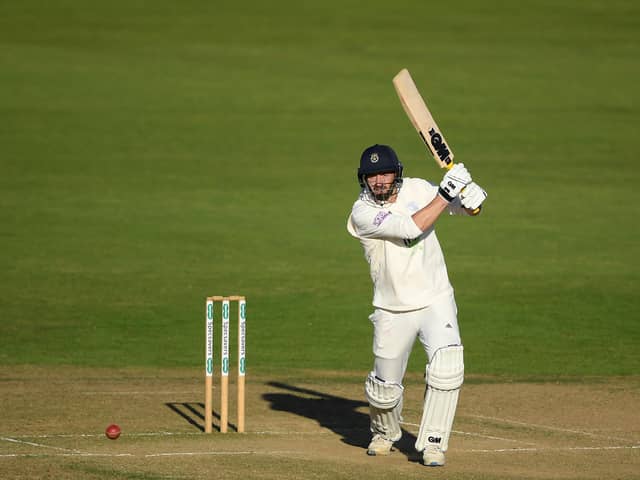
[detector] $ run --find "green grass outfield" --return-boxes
[1,0,638,377]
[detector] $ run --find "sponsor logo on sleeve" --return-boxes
[403,237,419,247]
[373,211,391,226]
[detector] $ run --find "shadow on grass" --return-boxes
[263,381,419,462]
[165,402,237,433]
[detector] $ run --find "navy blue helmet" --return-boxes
[357,144,404,203]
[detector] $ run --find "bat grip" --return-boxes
[448,161,481,215]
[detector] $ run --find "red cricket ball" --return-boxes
[105,424,121,440]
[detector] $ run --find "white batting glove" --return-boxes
[460,182,487,211]
[438,163,471,202]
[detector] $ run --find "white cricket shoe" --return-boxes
[422,446,445,466]
[366,434,394,456]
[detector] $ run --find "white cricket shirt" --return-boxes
[347,177,466,311]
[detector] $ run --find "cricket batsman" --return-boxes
[346,144,487,466]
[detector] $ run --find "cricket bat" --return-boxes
[392,68,455,170]
[393,68,479,212]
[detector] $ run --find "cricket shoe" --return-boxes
[422,446,445,466]
[366,434,395,456]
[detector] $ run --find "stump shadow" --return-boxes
[165,402,238,433]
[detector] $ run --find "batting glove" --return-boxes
[438,163,471,202]
[460,182,487,211]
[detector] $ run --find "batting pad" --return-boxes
[365,372,404,441]
[365,372,403,409]
[415,345,464,452]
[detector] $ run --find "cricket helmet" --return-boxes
[357,144,404,203]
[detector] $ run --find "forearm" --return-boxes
[412,162,474,230]
[411,195,450,231]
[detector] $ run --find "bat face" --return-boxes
[392,68,454,170]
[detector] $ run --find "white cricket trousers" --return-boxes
[370,292,461,384]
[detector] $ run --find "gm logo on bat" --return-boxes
[428,128,452,165]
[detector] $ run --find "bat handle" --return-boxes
[447,161,481,215]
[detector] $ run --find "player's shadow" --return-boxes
[263,382,418,461]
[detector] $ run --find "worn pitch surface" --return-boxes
[1,367,638,479]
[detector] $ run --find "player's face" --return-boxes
[366,171,396,198]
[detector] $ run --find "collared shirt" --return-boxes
[347,177,465,311]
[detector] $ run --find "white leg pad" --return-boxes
[415,345,464,452]
[365,372,404,441]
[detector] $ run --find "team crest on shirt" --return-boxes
[370,153,379,163]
